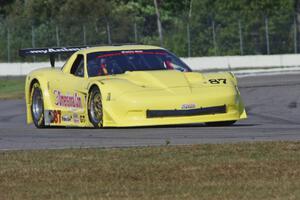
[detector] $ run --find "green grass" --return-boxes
[0,142,300,200]
[0,76,25,99]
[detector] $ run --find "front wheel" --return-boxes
[31,82,45,128]
[205,120,236,127]
[88,87,103,128]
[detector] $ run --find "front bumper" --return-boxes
[102,86,247,127]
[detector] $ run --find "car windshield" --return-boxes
[87,49,191,77]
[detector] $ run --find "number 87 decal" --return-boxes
[209,79,227,84]
[53,110,61,124]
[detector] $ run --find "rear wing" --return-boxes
[19,46,89,67]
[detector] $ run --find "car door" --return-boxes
[50,54,89,124]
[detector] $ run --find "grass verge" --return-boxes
[0,76,25,99]
[0,142,300,200]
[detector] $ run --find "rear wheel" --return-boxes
[31,82,45,128]
[205,120,236,127]
[88,87,103,128]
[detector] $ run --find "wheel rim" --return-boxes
[32,88,43,121]
[90,91,102,124]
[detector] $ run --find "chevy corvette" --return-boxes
[20,45,247,128]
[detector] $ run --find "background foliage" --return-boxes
[0,0,297,62]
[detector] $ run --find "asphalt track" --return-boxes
[0,74,300,150]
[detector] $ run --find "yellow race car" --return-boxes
[20,45,247,128]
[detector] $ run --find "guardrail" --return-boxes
[1,54,300,76]
[182,54,300,70]
[0,62,65,76]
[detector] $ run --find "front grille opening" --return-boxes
[146,105,226,118]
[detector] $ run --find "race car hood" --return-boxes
[121,70,192,88]
[115,70,233,89]
[95,70,235,99]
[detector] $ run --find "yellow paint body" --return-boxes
[25,45,247,127]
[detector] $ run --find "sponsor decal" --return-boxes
[73,113,80,123]
[121,50,143,54]
[62,114,72,122]
[54,90,82,108]
[181,103,196,110]
[46,110,61,124]
[28,47,88,55]
[80,115,85,123]
[96,51,166,58]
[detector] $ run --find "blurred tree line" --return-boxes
[0,0,298,62]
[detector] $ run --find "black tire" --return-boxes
[31,82,45,128]
[88,87,103,128]
[205,120,236,127]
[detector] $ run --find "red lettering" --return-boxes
[54,90,82,108]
